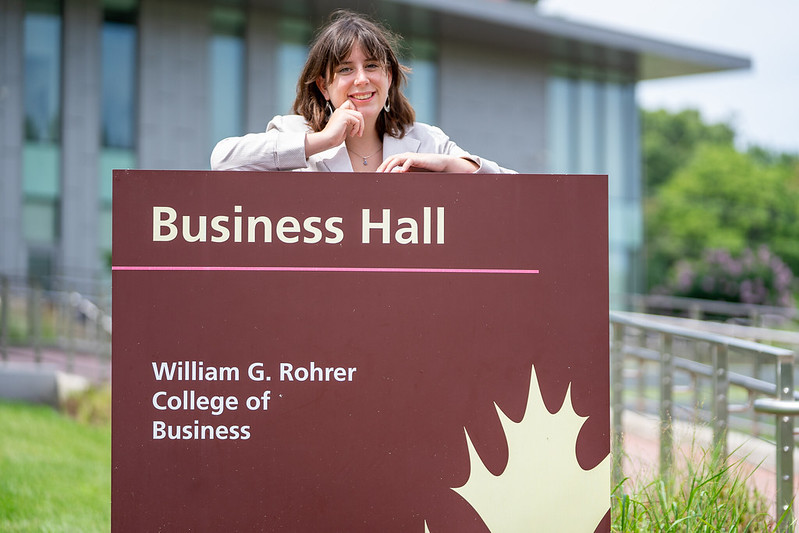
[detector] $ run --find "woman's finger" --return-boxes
[337,101,363,136]
[376,157,392,173]
[337,108,363,137]
[377,155,401,173]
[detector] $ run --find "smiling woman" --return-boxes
[210,10,516,174]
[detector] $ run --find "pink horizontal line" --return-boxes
[112,266,539,274]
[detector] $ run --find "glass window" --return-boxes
[621,82,640,201]
[100,0,138,257]
[210,6,245,150]
[27,248,56,288]
[546,73,573,172]
[604,81,625,200]
[405,38,438,125]
[277,18,311,114]
[24,3,61,144]
[23,200,59,244]
[378,8,438,126]
[23,0,62,247]
[101,20,136,149]
[547,63,642,301]
[576,74,600,174]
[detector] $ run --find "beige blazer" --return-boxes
[211,115,516,174]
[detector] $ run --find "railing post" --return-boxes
[54,280,65,349]
[753,355,762,437]
[1,275,8,361]
[96,293,105,380]
[692,341,703,416]
[611,321,625,485]
[30,282,42,363]
[776,357,795,531]
[711,343,729,458]
[660,332,674,477]
[65,291,75,373]
[749,308,761,327]
[636,329,646,412]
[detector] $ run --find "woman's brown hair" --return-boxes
[291,10,415,138]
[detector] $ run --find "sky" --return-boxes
[539,0,799,154]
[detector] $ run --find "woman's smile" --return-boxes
[350,91,376,102]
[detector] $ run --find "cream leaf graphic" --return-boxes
[432,365,610,532]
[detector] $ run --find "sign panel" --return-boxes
[112,171,609,532]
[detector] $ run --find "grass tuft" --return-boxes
[612,443,783,532]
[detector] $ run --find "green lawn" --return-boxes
[0,400,111,532]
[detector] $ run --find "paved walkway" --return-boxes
[0,345,110,384]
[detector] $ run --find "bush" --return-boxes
[62,385,112,426]
[660,246,794,308]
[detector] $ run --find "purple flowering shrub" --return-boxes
[662,246,795,307]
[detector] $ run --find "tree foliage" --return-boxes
[643,109,799,294]
[642,108,735,197]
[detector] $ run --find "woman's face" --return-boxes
[317,42,392,125]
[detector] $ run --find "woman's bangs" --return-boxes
[358,30,389,65]
[329,32,355,67]
[329,25,389,70]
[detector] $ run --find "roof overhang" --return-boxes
[379,0,751,80]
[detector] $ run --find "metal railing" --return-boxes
[624,293,798,327]
[0,275,111,382]
[611,310,796,531]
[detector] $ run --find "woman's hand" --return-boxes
[377,153,480,173]
[305,100,365,157]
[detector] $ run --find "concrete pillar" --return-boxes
[138,0,211,170]
[438,40,547,174]
[245,8,280,134]
[0,0,27,281]
[61,0,102,290]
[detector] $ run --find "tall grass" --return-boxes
[612,444,786,532]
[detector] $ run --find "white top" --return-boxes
[210,115,516,174]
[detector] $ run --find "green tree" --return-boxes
[646,142,799,288]
[642,109,735,197]
[747,145,799,168]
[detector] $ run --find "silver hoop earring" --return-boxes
[325,100,334,117]
[383,100,391,113]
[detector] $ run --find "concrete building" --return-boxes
[0,0,749,303]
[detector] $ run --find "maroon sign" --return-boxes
[112,171,609,532]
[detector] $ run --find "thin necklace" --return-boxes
[348,145,383,166]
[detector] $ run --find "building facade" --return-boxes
[0,0,748,303]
